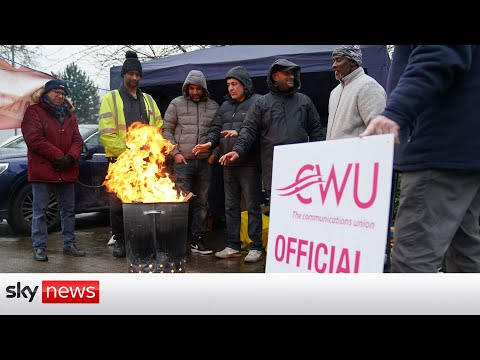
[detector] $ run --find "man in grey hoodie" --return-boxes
[193,66,263,263]
[162,70,219,255]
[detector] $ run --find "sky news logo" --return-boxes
[5,281,100,303]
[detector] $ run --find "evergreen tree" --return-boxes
[59,63,100,124]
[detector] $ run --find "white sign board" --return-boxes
[265,134,394,273]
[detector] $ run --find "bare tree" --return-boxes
[74,45,214,73]
[0,45,41,67]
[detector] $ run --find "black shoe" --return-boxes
[113,241,126,258]
[63,244,86,257]
[33,248,48,261]
[191,236,213,255]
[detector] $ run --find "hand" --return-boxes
[359,115,401,144]
[53,155,74,171]
[219,151,239,166]
[192,142,212,155]
[173,153,187,164]
[221,130,238,138]
[207,154,217,164]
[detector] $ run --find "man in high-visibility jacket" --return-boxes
[98,50,163,258]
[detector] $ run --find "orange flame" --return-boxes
[103,122,186,203]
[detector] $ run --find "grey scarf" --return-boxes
[43,94,71,124]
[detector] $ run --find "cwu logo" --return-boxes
[275,162,379,208]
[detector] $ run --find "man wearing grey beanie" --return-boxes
[326,45,386,140]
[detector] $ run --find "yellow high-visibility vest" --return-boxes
[98,89,163,157]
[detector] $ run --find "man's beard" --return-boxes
[336,65,353,81]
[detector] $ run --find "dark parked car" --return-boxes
[0,124,110,235]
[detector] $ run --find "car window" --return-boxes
[79,126,96,139]
[0,136,27,149]
[84,132,101,146]
[1,128,103,152]
[84,132,105,154]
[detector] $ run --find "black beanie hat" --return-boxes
[44,79,69,96]
[121,50,142,77]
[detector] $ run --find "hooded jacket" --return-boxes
[162,70,219,159]
[21,96,83,183]
[207,66,261,167]
[232,59,324,192]
[383,45,480,171]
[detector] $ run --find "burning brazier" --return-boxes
[102,122,190,273]
[123,201,189,273]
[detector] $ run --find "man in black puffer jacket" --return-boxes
[193,66,263,262]
[219,59,325,201]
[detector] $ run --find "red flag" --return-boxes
[0,58,53,130]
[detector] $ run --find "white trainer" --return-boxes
[244,250,262,262]
[107,236,116,246]
[215,247,241,259]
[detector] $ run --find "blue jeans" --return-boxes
[223,165,263,251]
[174,159,212,238]
[32,182,76,249]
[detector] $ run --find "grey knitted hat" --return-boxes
[332,45,362,66]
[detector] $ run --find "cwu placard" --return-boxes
[266,134,394,273]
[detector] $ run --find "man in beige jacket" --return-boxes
[326,45,386,140]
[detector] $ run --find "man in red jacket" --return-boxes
[21,79,86,261]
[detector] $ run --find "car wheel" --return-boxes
[7,183,61,235]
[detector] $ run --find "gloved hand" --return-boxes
[53,155,74,171]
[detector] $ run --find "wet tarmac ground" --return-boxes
[0,212,266,273]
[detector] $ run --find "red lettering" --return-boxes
[314,243,328,273]
[297,239,308,267]
[286,237,297,264]
[42,281,100,303]
[353,163,378,209]
[336,248,351,273]
[319,164,352,206]
[307,241,314,270]
[278,162,379,209]
[295,164,315,204]
[274,235,286,262]
[273,234,363,273]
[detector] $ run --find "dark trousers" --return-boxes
[107,157,125,243]
[209,160,226,229]
[223,165,263,251]
[392,169,480,273]
[109,191,124,242]
[174,159,212,238]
